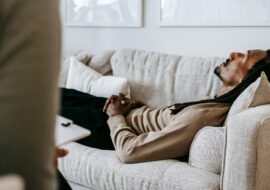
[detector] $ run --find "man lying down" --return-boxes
[60,49,270,164]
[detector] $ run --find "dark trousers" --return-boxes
[60,88,114,150]
[58,88,115,190]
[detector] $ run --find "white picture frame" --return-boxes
[65,0,143,27]
[159,0,270,26]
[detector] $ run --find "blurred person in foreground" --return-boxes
[0,0,61,189]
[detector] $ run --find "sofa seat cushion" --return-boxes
[59,143,221,190]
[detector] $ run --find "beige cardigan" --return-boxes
[108,103,230,163]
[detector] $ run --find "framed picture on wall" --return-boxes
[159,0,270,26]
[65,0,143,27]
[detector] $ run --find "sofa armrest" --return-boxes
[221,105,270,190]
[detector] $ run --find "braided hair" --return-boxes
[170,50,270,115]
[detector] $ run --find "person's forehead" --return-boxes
[247,49,264,54]
[228,51,243,58]
[227,49,266,60]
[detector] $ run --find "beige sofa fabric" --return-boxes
[88,50,115,75]
[111,49,224,108]
[255,117,270,190]
[59,52,91,87]
[225,72,270,124]
[60,143,220,190]
[59,50,115,87]
[58,49,270,190]
[189,127,224,174]
[0,0,60,190]
[221,105,270,190]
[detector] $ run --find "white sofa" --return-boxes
[59,49,270,190]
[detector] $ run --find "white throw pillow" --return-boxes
[59,52,91,87]
[225,72,270,124]
[59,50,114,87]
[66,57,131,98]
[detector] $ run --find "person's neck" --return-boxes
[217,85,236,97]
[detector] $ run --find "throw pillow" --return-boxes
[88,50,115,75]
[59,52,91,87]
[225,72,270,124]
[59,50,114,87]
[66,57,131,98]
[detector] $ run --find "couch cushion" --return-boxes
[111,49,224,108]
[59,50,115,87]
[59,143,220,190]
[225,72,270,125]
[59,52,91,87]
[189,127,224,174]
[66,57,131,98]
[88,50,115,75]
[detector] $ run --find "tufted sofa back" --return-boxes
[111,49,225,108]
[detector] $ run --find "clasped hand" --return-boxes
[103,93,143,117]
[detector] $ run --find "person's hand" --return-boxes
[103,93,143,117]
[54,147,69,167]
[103,94,119,113]
[104,93,132,117]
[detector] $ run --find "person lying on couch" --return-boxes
[60,49,270,164]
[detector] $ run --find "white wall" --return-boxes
[61,0,270,57]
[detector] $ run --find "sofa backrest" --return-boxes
[111,49,225,108]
